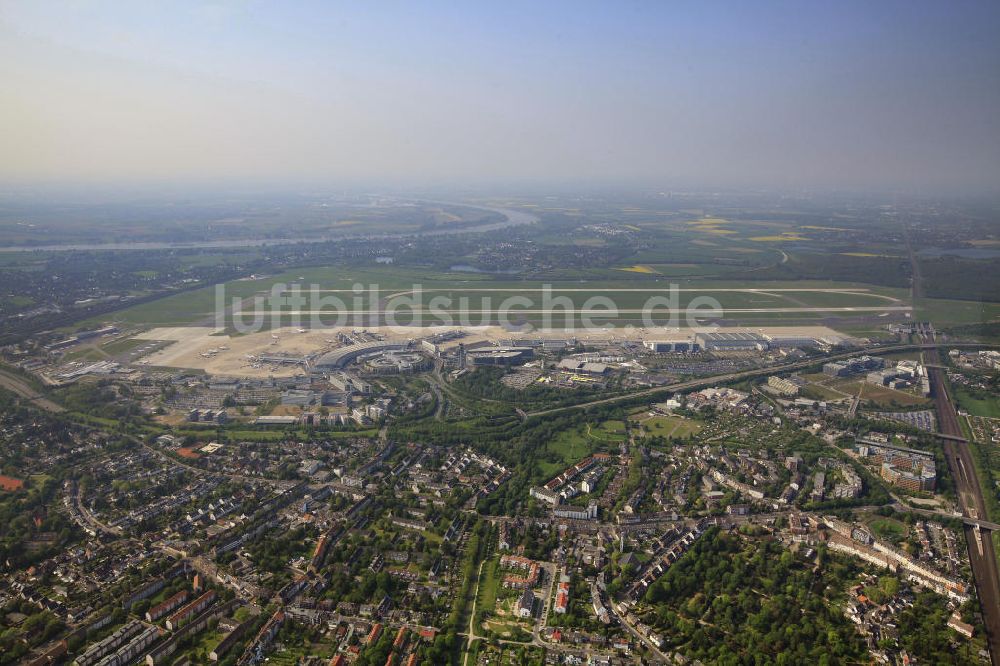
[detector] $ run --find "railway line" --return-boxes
[926,344,1000,663]
[0,367,65,412]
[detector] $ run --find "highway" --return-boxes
[0,367,65,412]
[926,346,1000,664]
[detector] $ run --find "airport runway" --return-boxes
[254,306,913,315]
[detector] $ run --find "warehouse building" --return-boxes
[465,347,534,367]
[556,359,609,375]
[762,333,820,348]
[695,332,769,351]
[328,372,372,394]
[767,375,800,396]
[643,340,700,353]
[823,355,884,377]
[501,338,576,351]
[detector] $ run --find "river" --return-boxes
[0,201,538,252]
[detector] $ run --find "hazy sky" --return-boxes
[1,1,999,194]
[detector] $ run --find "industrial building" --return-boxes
[556,359,609,375]
[44,325,119,351]
[695,331,769,351]
[464,346,534,367]
[766,375,800,396]
[256,352,308,366]
[644,327,847,353]
[866,360,925,389]
[419,330,466,355]
[280,389,316,406]
[761,332,820,348]
[823,355,884,377]
[328,372,372,394]
[867,369,899,386]
[500,337,576,351]
[643,340,699,353]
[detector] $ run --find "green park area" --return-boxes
[865,517,908,544]
[632,413,702,439]
[954,386,1000,419]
